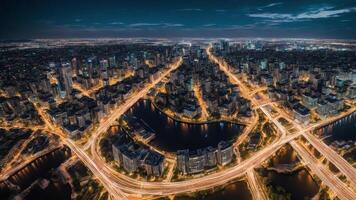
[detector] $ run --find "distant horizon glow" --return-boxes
[0,0,355,39]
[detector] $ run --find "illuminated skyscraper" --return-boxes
[58,63,73,98]
[100,59,109,86]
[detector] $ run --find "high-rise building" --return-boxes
[71,58,78,76]
[205,146,217,167]
[220,40,229,54]
[58,63,73,98]
[260,59,267,70]
[348,84,356,99]
[100,59,109,86]
[217,141,233,166]
[109,56,116,68]
[176,149,189,174]
[188,149,205,174]
[144,152,165,177]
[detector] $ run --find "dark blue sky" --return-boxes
[0,0,355,39]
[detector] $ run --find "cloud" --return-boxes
[128,23,184,27]
[109,22,124,25]
[163,23,184,27]
[248,6,356,23]
[258,2,283,10]
[74,19,82,22]
[129,23,160,27]
[296,7,356,19]
[227,22,264,29]
[203,24,216,27]
[249,13,293,19]
[177,8,202,12]
[215,9,226,12]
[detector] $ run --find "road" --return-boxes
[84,114,301,195]
[0,145,61,181]
[65,46,355,199]
[72,71,134,98]
[193,81,209,120]
[302,131,356,188]
[206,44,356,199]
[34,57,183,199]
[66,47,355,198]
[234,111,258,147]
[10,47,353,200]
[246,168,268,200]
[274,104,356,188]
[84,57,183,150]
[31,99,129,200]
[290,141,356,200]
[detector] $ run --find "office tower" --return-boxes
[100,59,109,86]
[58,63,73,98]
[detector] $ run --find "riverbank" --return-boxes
[126,99,244,152]
[151,98,246,126]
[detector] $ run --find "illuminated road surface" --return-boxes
[206,44,356,199]
[291,141,356,200]
[84,57,183,150]
[26,48,355,200]
[246,168,268,200]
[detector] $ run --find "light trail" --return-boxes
[206,44,356,198]
[13,48,354,200]
[72,71,134,98]
[0,145,62,181]
[31,57,183,199]
[291,141,356,200]
[193,80,209,120]
[31,99,128,200]
[246,168,268,200]
[84,57,183,150]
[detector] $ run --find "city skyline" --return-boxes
[0,38,355,200]
[0,1,355,200]
[1,0,356,39]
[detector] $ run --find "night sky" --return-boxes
[0,0,355,39]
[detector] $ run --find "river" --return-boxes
[126,99,244,152]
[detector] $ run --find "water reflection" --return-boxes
[127,99,243,152]
[175,180,252,200]
[264,145,319,200]
[264,169,319,200]
[315,112,356,142]
[270,145,299,166]
[0,147,71,199]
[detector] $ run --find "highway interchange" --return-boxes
[18,45,356,200]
